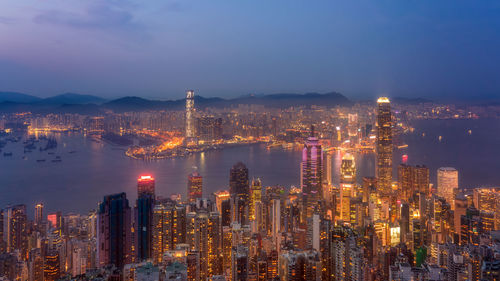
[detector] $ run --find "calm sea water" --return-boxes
[0,119,499,215]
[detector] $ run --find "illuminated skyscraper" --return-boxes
[4,204,27,255]
[437,167,458,208]
[97,193,132,268]
[151,204,172,264]
[340,153,356,222]
[34,203,43,226]
[44,250,60,281]
[325,153,333,186]
[208,212,223,276]
[340,153,356,185]
[376,97,393,194]
[229,162,250,224]
[188,171,203,203]
[301,126,323,219]
[47,211,62,230]
[151,203,186,265]
[185,90,195,141]
[136,175,155,261]
[137,175,155,198]
[213,190,231,227]
[249,178,262,222]
[186,211,222,280]
[398,164,430,201]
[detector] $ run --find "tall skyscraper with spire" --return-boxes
[185,90,195,142]
[301,125,323,220]
[376,97,393,194]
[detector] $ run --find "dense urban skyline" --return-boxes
[0,89,499,280]
[1,1,500,280]
[1,1,500,99]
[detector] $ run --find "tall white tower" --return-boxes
[185,90,195,141]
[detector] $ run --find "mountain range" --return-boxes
[0,91,357,114]
[0,91,440,114]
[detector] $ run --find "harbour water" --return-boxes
[0,119,499,215]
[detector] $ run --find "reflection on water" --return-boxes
[0,119,499,215]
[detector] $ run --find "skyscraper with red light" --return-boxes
[136,175,155,261]
[188,171,203,203]
[47,212,62,229]
[137,175,155,198]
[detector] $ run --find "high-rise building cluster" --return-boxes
[1,97,500,281]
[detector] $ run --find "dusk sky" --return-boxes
[0,0,499,100]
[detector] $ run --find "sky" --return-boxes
[0,0,499,100]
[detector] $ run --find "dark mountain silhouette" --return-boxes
[0,91,352,113]
[0,92,41,103]
[38,93,106,105]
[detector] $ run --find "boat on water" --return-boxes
[68,150,77,154]
[55,156,61,159]
[48,152,55,155]
[3,152,13,156]
[51,159,62,163]
[36,159,46,162]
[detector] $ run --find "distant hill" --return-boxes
[0,92,41,103]
[103,97,161,112]
[101,92,351,112]
[39,93,107,105]
[0,91,353,113]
